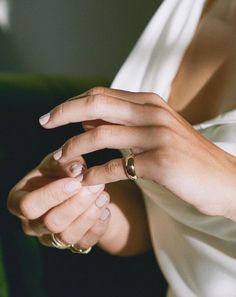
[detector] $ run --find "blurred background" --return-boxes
[0,1,167,297]
[1,0,160,78]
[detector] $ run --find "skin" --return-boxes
[38,86,236,220]
[8,86,236,256]
[8,128,150,256]
[8,1,236,255]
[8,153,111,251]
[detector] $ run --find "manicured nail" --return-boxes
[100,208,110,221]
[64,180,81,193]
[70,163,83,177]
[77,174,84,182]
[53,149,62,161]
[39,113,50,125]
[88,184,104,193]
[95,193,108,208]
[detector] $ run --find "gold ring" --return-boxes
[50,234,71,250]
[124,154,137,181]
[69,244,92,254]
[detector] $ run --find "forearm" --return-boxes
[98,180,152,256]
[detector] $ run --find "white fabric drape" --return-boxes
[111,1,236,296]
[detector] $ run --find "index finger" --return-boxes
[38,87,166,129]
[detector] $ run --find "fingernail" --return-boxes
[39,113,50,125]
[70,163,83,177]
[64,180,81,193]
[88,184,104,193]
[77,174,84,182]
[53,148,62,161]
[100,208,110,221]
[95,193,108,208]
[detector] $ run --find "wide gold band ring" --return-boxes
[124,154,138,181]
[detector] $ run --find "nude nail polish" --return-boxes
[88,184,104,193]
[70,163,83,176]
[39,113,50,125]
[95,193,108,208]
[53,148,62,161]
[100,208,110,221]
[77,174,84,182]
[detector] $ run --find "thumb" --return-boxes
[39,152,86,179]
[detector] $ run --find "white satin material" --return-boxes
[112,0,236,296]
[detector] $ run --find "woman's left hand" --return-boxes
[39,87,236,220]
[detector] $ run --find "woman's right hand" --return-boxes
[7,153,111,251]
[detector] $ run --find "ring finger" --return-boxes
[39,208,111,250]
[57,194,110,245]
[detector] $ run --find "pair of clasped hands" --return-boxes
[8,87,236,251]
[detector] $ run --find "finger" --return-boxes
[38,208,111,249]
[28,185,105,235]
[71,86,167,106]
[15,177,82,220]
[38,152,87,178]
[21,219,38,236]
[55,125,160,164]
[56,192,110,245]
[39,92,167,129]
[38,234,53,247]
[82,150,162,186]
[83,158,128,185]
[74,208,111,250]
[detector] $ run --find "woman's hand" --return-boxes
[8,153,111,251]
[39,87,236,221]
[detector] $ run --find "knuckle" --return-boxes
[19,197,37,220]
[89,86,106,96]
[53,102,66,121]
[147,92,163,105]
[92,125,113,144]
[86,94,104,111]
[42,215,62,233]
[104,160,120,177]
[63,136,78,155]
[158,127,175,146]
[86,93,110,116]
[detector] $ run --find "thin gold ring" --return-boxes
[124,154,138,181]
[69,244,92,254]
[50,234,71,250]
